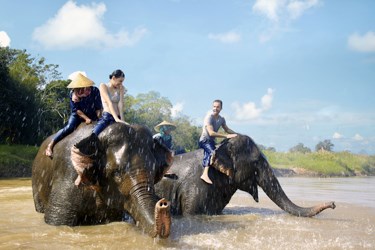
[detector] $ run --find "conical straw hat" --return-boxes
[154,121,176,132]
[67,73,94,88]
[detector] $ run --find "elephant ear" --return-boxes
[71,133,101,185]
[210,139,235,179]
[152,138,174,184]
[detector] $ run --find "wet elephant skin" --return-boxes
[32,123,172,238]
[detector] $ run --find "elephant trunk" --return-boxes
[121,170,171,238]
[256,159,336,217]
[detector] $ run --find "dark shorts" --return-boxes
[199,138,216,167]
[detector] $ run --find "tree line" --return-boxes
[0,47,336,154]
[0,47,201,152]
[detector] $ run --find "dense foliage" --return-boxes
[0,47,200,151]
[0,47,64,144]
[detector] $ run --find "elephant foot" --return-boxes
[154,198,171,238]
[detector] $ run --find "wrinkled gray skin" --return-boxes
[32,123,172,238]
[155,134,336,217]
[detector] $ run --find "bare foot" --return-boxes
[200,175,213,184]
[74,175,82,186]
[45,147,53,158]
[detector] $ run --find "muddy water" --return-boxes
[0,177,374,249]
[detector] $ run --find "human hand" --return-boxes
[226,134,237,139]
[85,118,92,124]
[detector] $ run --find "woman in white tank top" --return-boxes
[92,69,129,136]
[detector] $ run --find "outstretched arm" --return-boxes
[207,124,236,139]
[222,124,236,135]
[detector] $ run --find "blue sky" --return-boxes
[1,0,375,154]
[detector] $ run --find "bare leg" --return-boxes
[200,166,213,184]
[45,140,55,158]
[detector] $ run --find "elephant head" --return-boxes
[32,123,172,238]
[210,134,336,217]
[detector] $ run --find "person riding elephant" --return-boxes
[32,122,173,238]
[45,73,102,158]
[155,134,336,217]
[153,121,176,151]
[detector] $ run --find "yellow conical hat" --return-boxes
[154,121,176,132]
[67,73,94,88]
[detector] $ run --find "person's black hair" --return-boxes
[109,69,125,79]
[213,99,223,108]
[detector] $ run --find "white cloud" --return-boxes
[287,0,319,20]
[353,134,364,141]
[261,88,274,110]
[171,102,184,118]
[231,88,274,121]
[208,31,241,44]
[253,0,319,22]
[253,0,283,22]
[32,1,147,50]
[0,31,11,47]
[332,132,343,139]
[348,31,375,53]
[252,0,320,42]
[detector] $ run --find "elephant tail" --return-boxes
[257,158,336,217]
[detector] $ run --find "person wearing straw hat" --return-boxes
[45,73,102,157]
[199,100,237,184]
[153,121,176,150]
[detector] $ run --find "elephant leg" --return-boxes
[154,198,171,238]
[44,179,82,226]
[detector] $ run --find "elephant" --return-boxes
[32,122,173,238]
[155,134,336,217]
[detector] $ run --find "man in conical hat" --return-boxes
[153,121,176,150]
[45,73,103,157]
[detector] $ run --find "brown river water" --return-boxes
[0,177,374,250]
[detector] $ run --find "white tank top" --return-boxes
[102,83,120,114]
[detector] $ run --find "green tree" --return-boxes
[289,143,311,153]
[123,91,201,152]
[172,115,201,152]
[0,47,62,145]
[124,91,172,129]
[315,139,334,152]
[38,79,70,137]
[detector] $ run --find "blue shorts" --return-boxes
[92,112,117,136]
[199,138,216,167]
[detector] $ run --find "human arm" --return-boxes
[206,124,236,139]
[76,110,92,124]
[118,85,125,121]
[222,123,237,136]
[206,116,237,139]
[99,83,125,123]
